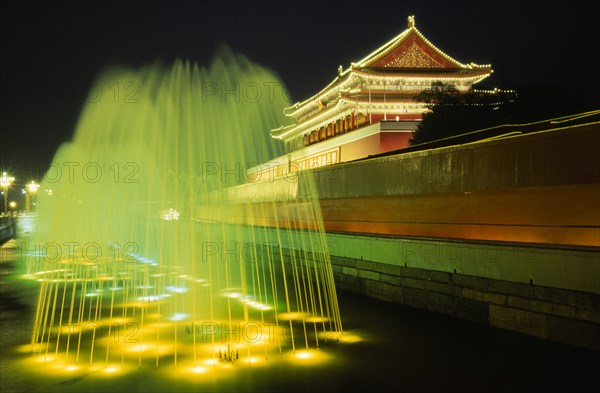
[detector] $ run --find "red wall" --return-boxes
[380,132,412,153]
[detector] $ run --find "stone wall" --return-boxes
[0,217,16,245]
[259,230,600,352]
[329,253,600,351]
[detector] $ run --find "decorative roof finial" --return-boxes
[408,15,415,28]
[338,65,343,76]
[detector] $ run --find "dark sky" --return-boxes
[1,0,599,184]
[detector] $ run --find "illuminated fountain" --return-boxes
[25,47,342,376]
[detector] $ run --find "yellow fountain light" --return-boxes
[23,54,344,378]
[127,343,174,355]
[192,366,206,374]
[278,311,308,321]
[247,357,260,364]
[295,351,312,359]
[306,316,328,323]
[104,366,119,373]
[128,343,152,353]
[289,349,332,365]
[106,317,133,325]
[331,331,364,344]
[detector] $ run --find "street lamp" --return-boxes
[1,172,15,214]
[26,181,40,212]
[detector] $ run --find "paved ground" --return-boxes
[1,238,599,393]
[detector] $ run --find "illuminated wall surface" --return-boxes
[24,49,343,376]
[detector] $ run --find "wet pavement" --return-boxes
[1,238,598,393]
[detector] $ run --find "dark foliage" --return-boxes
[409,82,587,145]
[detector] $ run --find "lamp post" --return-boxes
[26,181,40,212]
[1,172,15,214]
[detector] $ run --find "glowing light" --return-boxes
[0,172,15,187]
[27,181,40,193]
[170,312,187,321]
[25,52,343,378]
[338,333,363,343]
[161,208,180,221]
[192,366,206,374]
[295,351,312,359]
[279,312,308,320]
[244,300,270,311]
[166,285,188,293]
[1,172,15,213]
[288,349,333,365]
[129,344,152,353]
[273,14,492,151]
[137,294,170,302]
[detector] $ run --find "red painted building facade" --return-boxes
[252,16,493,179]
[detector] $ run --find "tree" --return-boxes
[409,82,515,145]
[409,82,587,145]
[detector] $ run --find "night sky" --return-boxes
[1,0,599,185]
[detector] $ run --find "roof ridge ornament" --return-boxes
[408,15,415,28]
